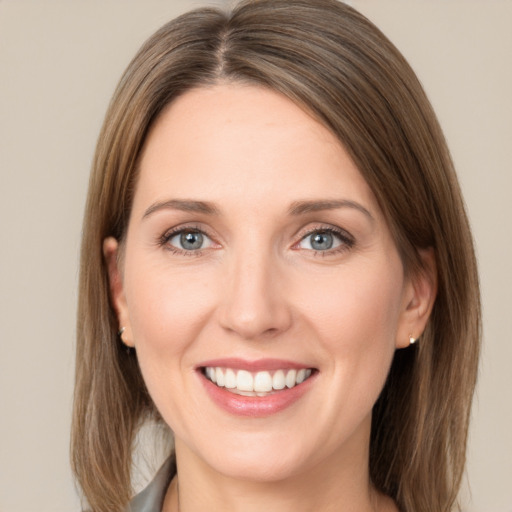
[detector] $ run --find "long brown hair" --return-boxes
[72,1,480,511]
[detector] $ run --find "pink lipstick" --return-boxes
[197,358,317,417]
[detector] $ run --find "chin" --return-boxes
[211,449,308,483]
[177,430,313,483]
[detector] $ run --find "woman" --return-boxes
[71,1,480,511]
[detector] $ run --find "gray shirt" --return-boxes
[127,458,175,512]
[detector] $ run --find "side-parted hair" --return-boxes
[72,1,480,511]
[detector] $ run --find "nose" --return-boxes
[218,248,293,340]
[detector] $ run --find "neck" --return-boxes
[163,426,397,512]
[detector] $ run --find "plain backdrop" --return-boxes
[1,1,511,511]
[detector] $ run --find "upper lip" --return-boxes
[197,358,315,372]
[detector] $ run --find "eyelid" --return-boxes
[159,224,220,253]
[293,224,355,253]
[157,222,354,256]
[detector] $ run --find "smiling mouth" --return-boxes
[202,367,315,397]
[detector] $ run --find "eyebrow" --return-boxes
[142,199,220,219]
[142,198,374,222]
[287,199,374,221]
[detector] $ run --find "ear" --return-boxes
[395,248,437,349]
[103,237,135,347]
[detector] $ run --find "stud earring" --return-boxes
[409,334,417,345]
[118,326,133,355]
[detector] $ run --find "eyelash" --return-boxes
[159,225,213,257]
[294,225,355,256]
[158,224,355,257]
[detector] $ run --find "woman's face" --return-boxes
[106,84,430,482]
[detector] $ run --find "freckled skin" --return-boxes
[106,84,431,512]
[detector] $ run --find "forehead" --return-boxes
[134,84,378,215]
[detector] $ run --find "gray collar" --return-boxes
[127,458,175,512]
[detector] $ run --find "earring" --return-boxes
[118,327,133,355]
[409,334,417,345]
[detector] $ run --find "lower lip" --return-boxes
[199,371,316,417]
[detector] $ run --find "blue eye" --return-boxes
[298,229,352,252]
[166,229,214,252]
[310,232,335,250]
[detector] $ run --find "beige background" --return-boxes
[0,1,510,511]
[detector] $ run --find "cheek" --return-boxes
[296,256,404,403]
[123,262,220,427]
[124,259,218,363]
[300,263,403,347]
[292,258,404,446]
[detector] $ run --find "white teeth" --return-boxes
[204,366,313,394]
[272,370,286,390]
[285,369,297,388]
[234,390,254,396]
[224,368,236,389]
[216,367,225,387]
[254,371,273,392]
[296,368,306,384]
[236,370,254,391]
[206,367,216,383]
